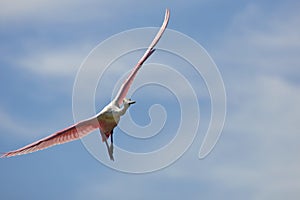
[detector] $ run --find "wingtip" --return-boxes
[1,150,23,158]
[165,8,170,13]
[165,8,170,20]
[0,152,9,158]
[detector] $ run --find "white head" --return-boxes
[123,98,136,108]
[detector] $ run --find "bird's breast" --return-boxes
[98,112,120,133]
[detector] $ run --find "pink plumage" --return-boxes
[1,9,170,159]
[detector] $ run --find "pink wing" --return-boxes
[114,9,170,106]
[1,117,99,158]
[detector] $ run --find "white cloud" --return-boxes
[0,107,44,139]
[150,73,300,198]
[0,0,114,23]
[224,75,300,196]
[1,2,300,200]
[206,3,300,197]
[0,0,175,24]
[18,46,88,76]
[122,2,300,199]
[228,75,300,136]
[213,3,300,78]
[2,34,96,77]
[0,109,28,137]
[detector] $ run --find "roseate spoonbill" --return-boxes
[1,9,170,161]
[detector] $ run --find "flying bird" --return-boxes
[1,9,170,161]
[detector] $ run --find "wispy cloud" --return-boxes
[17,45,90,76]
[0,107,43,139]
[213,2,300,79]
[115,2,300,199]
[0,0,116,23]
[0,0,178,24]
[1,1,300,200]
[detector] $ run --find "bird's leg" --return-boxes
[100,131,107,141]
[109,131,114,159]
[106,140,114,161]
[100,131,114,161]
[105,139,114,161]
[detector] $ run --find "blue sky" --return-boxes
[1,0,300,199]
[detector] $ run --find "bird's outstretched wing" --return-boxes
[1,9,170,158]
[1,117,99,158]
[114,8,170,106]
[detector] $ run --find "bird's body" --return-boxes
[1,9,170,160]
[97,99,134,140]
[98,102,122,139]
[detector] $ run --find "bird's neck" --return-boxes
[119,104,129,116]
[110,100,130,116]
